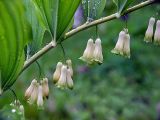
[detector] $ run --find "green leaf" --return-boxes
[24,0,81,54]
[82,0,106,21]
[113,0,133,15]
[0,0,30,93]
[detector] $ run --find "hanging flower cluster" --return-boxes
[79,38,103,64]
[25,78,49,108]
[53,59,74,89]
[144,17,160,45]
[111,29,131,58]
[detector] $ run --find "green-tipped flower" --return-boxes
[154,20,160,45]
[79,38,95,64]
[111,30,130,58]
[92,38,103,64]
[42,78,49,99]
[66,69,74,90]
[53,62,63,83]
[66,59,73,77]
[56,65,67,89]
[37,85,44,109]
[25,79,37,99]
[144,17,155,43]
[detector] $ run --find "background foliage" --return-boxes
[0,0,160,120]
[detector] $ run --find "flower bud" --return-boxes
[144,17,155,43]
[154,20,160,45]
[66,59,73,77]
[25,79,37,99]
[28,82,39,105]
[93,38,103,64]
[53,62,63,83]
[123,33,130,58]
[37,85,44,109]
[111,30,126,55]
[56,65,67,89]
[42,78,49,99]
[66,69,74,90]
[79,38,95,64]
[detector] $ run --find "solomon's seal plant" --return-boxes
[0,0,158,119]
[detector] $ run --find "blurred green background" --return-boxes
[1,1,160,120]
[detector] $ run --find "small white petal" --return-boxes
[25,79,37,99]
[53,62,63,83]
[154,20,160,45]
[66,69,74,90]
[93,38,103,64]
[144,17,155,43]
[28,83,39,105]
[123,33,130,58]
[42,78,49,99]
[66,59,73,76]
[56,65,67,89]
[111,30,126,55]
[37,85,44,109]
[79,38,95,64]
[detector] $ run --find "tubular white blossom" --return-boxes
[111,30,126,55]
[56,65,67,89]
[66,69,74,90]
[144,17,155,43]
[25,79,37,99]
[154,20,160,45]
[37,85,44,108]
[93,38,103,64]
[42,78,49,99]
[28,82,39,105]
[123,33,130,58]
[79,38,95,64]
[53,62,63,83]
[66,59,73,77]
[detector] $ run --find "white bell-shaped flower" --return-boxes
[92,38,103,64]
[28,82,39,104]
[111,30,126,55]
[66,69,74,90]
[42,78,49,99]
[66,59,73,77]
[123,33,130,58]
[53,62,63,83]
[79,38,95,64]
[37,85,44,109]
[144,17,155,43]
[56,65,67,89]
[154,20,160,45]
[25,79,37,99]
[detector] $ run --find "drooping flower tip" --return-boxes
[92,38,103,64]
[79,38,94,64]
[56,65,67,89]
[53,62,63,83]
[154,20,160,45]
[144,17,155,43]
